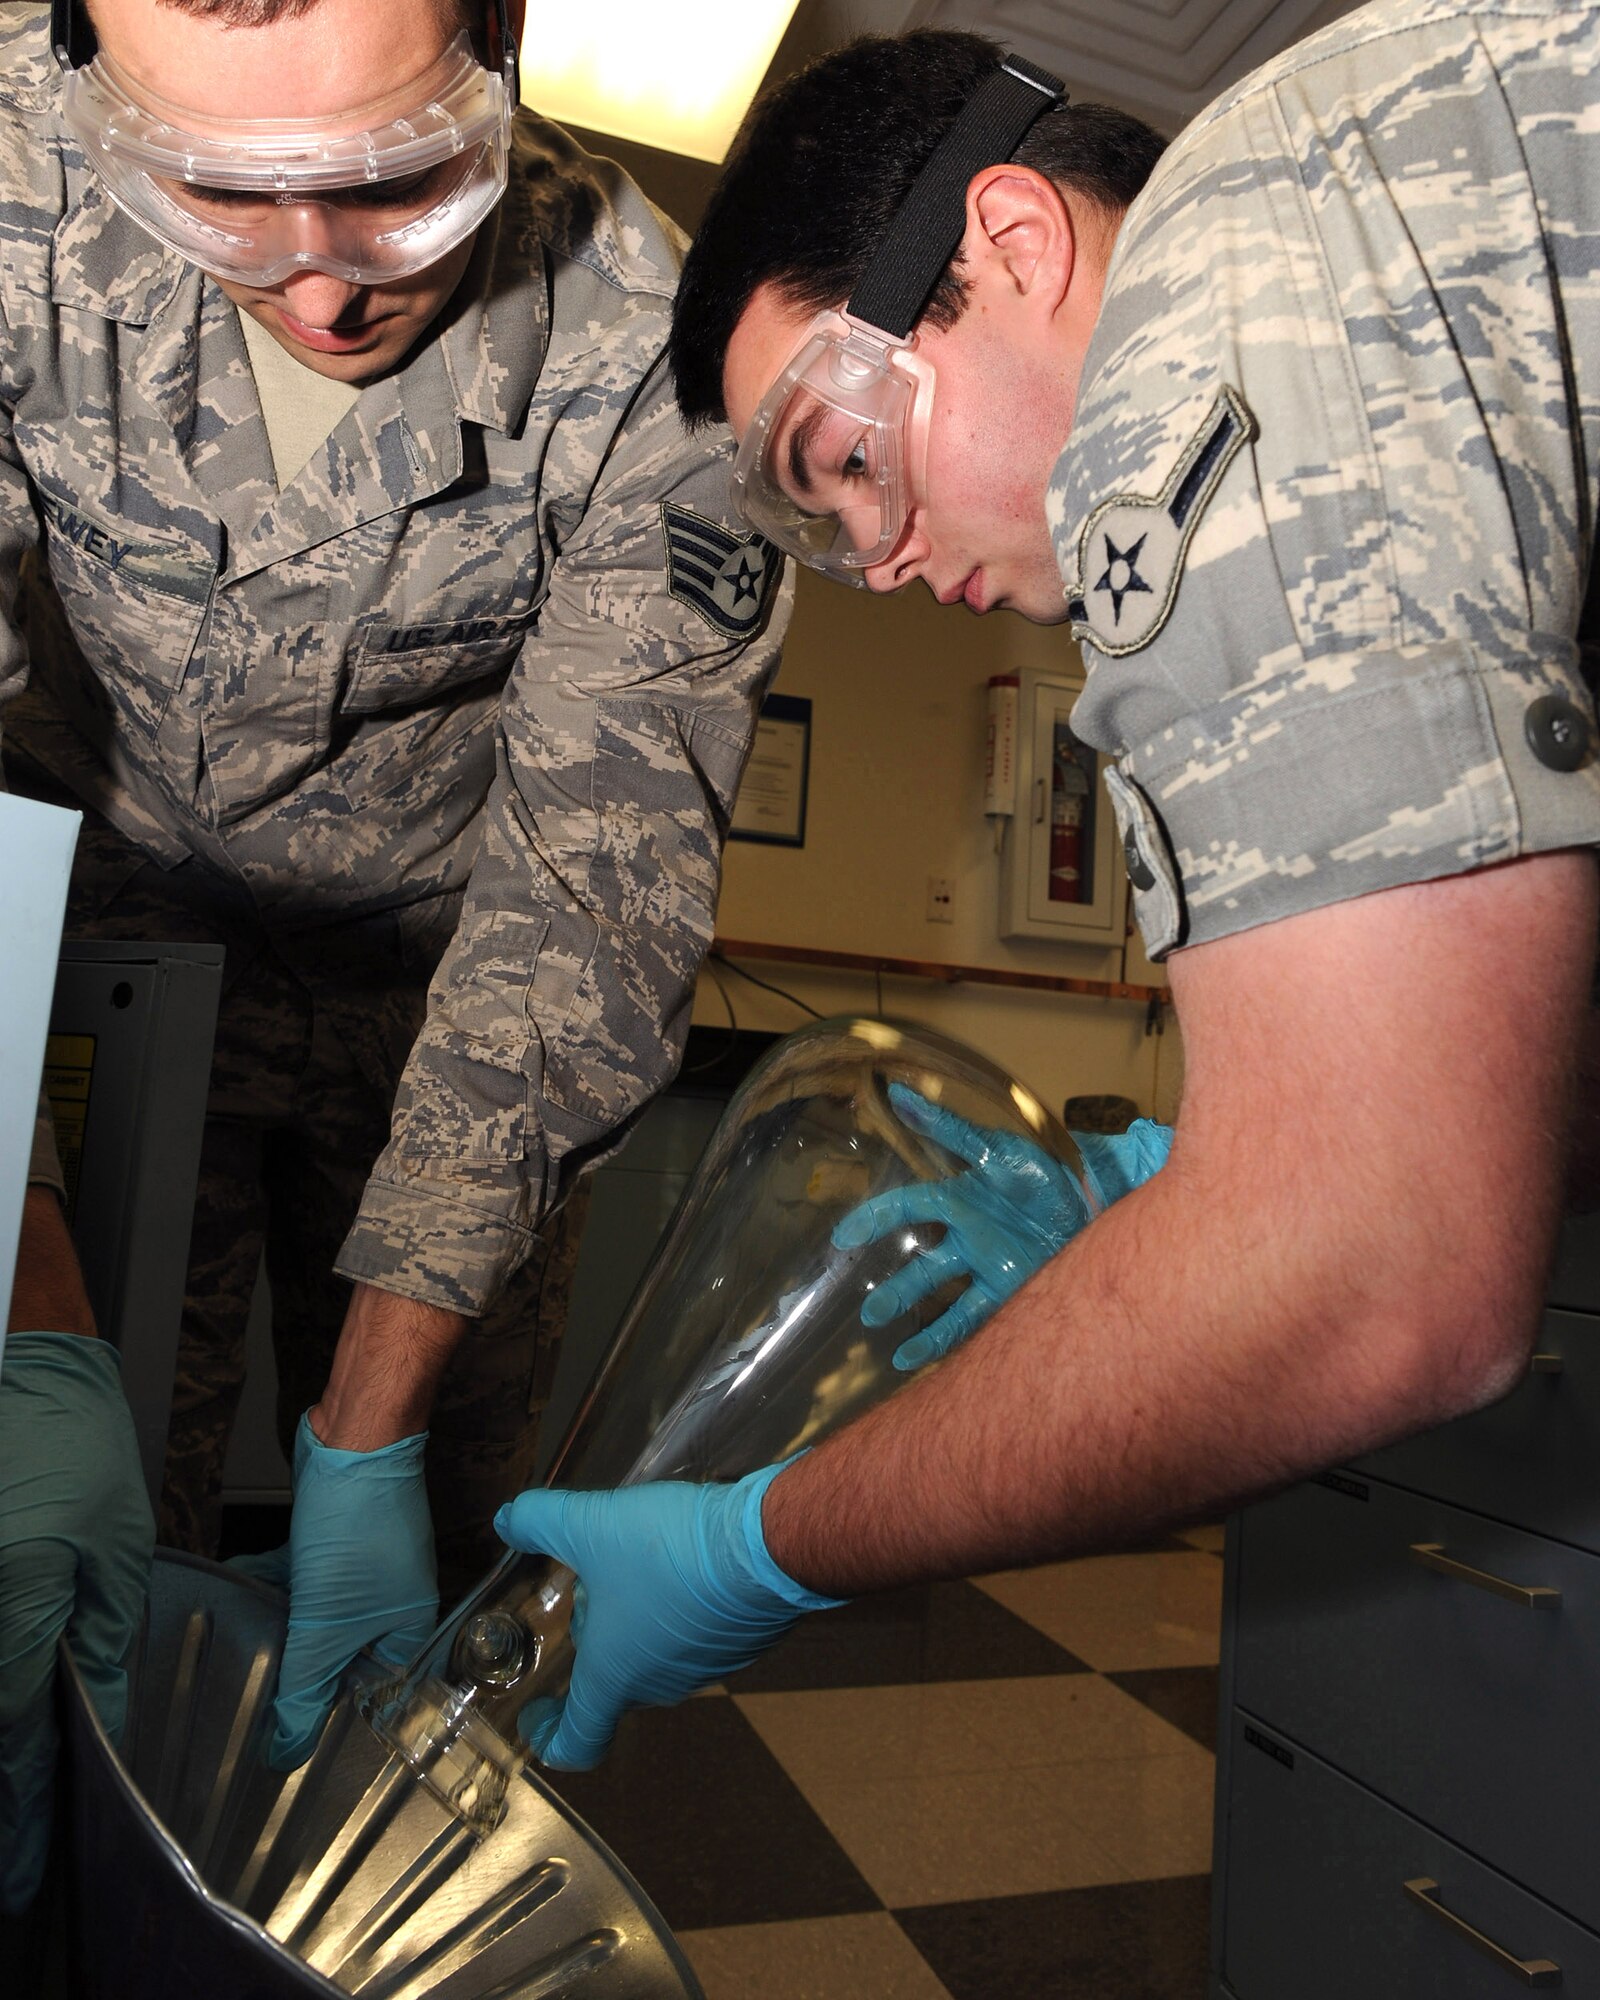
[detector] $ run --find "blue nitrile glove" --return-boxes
[494,1462,842,1772]
[232,1411,437,1770]
[833,1084,1174,1370]
[0,1332,153,1915]
[1074,1120,1176,1209]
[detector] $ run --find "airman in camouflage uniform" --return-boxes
[0,1,788,1588]
[1055,0,1600,956]
[459,6,1600,1772]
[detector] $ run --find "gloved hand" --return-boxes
[494,1462,842,1772]
[0,1332,153,1915]
[833,1083,1174,1369]
[232,1412,437,1770]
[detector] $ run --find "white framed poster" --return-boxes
[730,693,811,848]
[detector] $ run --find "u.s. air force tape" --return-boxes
[1067,385,1255,657]
[662,502,781,640]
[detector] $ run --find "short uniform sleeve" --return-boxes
[1053,8,1600,959]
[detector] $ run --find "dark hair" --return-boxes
[670,30,1166,430]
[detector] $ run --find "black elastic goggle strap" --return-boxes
[845,54,1066,341]
[51,0,518,101]
[51,0,94,71]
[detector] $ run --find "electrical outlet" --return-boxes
[926,876,955,924]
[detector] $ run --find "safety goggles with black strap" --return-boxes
[732,53,1066,584]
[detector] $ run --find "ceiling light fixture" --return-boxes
[520,0,803,163]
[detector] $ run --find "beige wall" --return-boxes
[700,569,1185,1128]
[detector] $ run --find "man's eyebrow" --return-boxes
[785,402,830,501]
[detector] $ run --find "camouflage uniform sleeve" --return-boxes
[1053,4,1600,961]
[335,356,790,1313]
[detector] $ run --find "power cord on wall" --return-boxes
[709,950,824,1020]
[684,949,829,1078]
[683,955,742,1075]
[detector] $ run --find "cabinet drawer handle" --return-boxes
[1403,1878,1561,1986]
[1409,1543,1561,1610]
[1530,1353,1564,1375]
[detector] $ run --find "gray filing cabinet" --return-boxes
[1210,1212,1600,1996]
[45,941,222,1504]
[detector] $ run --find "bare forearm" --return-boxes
[310,1281,468,1449]
[765,858,1591,1600]
[763,1165,1452,1596]
[6,1186,97,1338]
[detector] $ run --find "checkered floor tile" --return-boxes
[550,1540,1226,1999]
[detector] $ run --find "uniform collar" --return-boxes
[52,172,548,440]
[439,172,550,436]
[51,176,189,327]
[48,194,549,570]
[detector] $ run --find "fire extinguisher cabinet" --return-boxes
[998,666,1129,945]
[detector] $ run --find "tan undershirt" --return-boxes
[238,308,362,488]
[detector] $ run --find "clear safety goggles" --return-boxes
[732,312,936,586]
[55,24,515,287]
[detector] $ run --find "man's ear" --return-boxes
[962,164,1076,312]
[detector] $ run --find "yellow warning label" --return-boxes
[43,1033,96,1223]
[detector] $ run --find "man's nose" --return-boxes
[863,517,927,594]
[277,274,364,330]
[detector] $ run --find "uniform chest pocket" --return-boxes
[342,608,535,716]
[38,493,216,739]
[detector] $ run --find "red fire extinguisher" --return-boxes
[1049,746,1089,903]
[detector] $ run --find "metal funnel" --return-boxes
[62,1549,701,2000]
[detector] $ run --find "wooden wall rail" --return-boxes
[711,937,1168,1010]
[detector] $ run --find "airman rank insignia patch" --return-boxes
[663,503,781,640]
[1066,386,1255,657]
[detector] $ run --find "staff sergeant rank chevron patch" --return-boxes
[1066,386,1255,656]
[663,502,781,640]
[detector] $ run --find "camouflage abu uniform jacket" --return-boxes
[1051,0,1600,958]
[0,7,788,1313]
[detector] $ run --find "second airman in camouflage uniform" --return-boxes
[1,0,789,1590]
